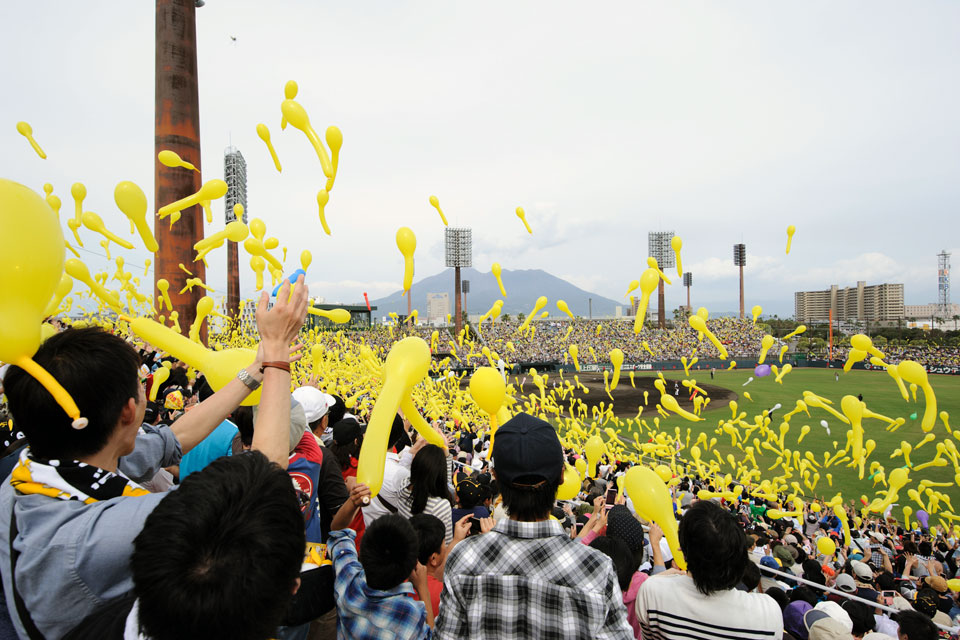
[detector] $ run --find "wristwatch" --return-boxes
[237,368,262,391]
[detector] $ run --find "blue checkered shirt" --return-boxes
[328,529,431,640]
[435,518,632,639]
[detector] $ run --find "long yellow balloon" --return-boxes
[356,337,431,497]
[625,466,686,569]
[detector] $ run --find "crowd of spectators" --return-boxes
[0,281,957,638]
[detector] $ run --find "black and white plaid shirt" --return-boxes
[435,518,632,639]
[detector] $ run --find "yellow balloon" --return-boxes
[280,91,334,177]
[688,315,729,360]
[575,457,587,479]
[757,335,775,364]
[81,211,134,250]
[556,463,581,500]
[428,195,448,226]
[491,263,507,297]
[42,273,73,318]
[114,181,158,253]
[0,179,85,427]
[516,206,532,234]
[256,123,282,173]
[624,466,685,569]
[324,126,343,192]
[556,299,574,320]
[670,236,683,277]
[124,316,261,405]
[16,121,47,159]
[300,250,313,272]
[898,361,937,433]
[158,149,199,172]
[816,536,836,557]
[810,502,821,513]
[157,179,227,220]
[357,337,431,497]
[632,268,660,334]
[948,579,960,593]
[609,349,625,390]
[396,227,416,296]
[655,464,672,483]
[751,305,762,324]
[469,367,506,416]
[585,435,605,478]
[149,366,170,402]
[785,225,796,254]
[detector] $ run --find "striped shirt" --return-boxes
[397,484,453,545]
[636,573,783,640]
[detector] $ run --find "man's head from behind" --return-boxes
[895,610,938,640]
[678,500,749,596]
[132,451,305,640]
[4,327,141,461]
[409,513,446,570]
[359,514,419,591]
[491,413,563,522]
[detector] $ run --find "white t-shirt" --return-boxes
[361,451,410,526]
[635,573,783,640]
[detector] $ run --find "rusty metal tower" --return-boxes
[154,0,205,337]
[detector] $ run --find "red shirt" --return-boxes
[340,455,365,545]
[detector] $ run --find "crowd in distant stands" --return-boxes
[316,317,960,370]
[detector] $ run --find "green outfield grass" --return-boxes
[629,368,960,522]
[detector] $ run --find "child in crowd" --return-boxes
[328,481,434,639]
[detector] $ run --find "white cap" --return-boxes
[292,387,335,423]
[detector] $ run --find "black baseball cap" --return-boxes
[332,418,362,446]
[492,413,563,485]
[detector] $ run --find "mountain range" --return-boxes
[369,267,624,320]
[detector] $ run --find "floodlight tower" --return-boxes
[648,232,675,329]
[224,146,247,320]
[734,244,747,318]
[445,228,472,335]
[683,272,693,313]
[938,250,951,322]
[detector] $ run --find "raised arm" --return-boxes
[252,276,308,468]
[169,362,263,454]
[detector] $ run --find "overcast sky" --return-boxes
[3,1,959,317]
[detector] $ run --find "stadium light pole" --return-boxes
[445,228,472,336]
[734,244,746,319]
[683,272,693,313]
[649,232,675,329]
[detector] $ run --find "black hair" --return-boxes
[132,452,304,640]
[410,445,450,515]
[409,513,445,566]
[841,600,875,636]
[589,536,638,592]
[764,586,789,611]
[232,406,254,447]
[895,609,938,640]
[197,377,214,402]
[919,540,932,557]
[4,327,140,460]
[359,515,419,591]
[388,414,409,452]
[741,559,761,591]
[327,395,346,426]
[789,585,819,607]
[677,500,748,596]
[498,474,561,521]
